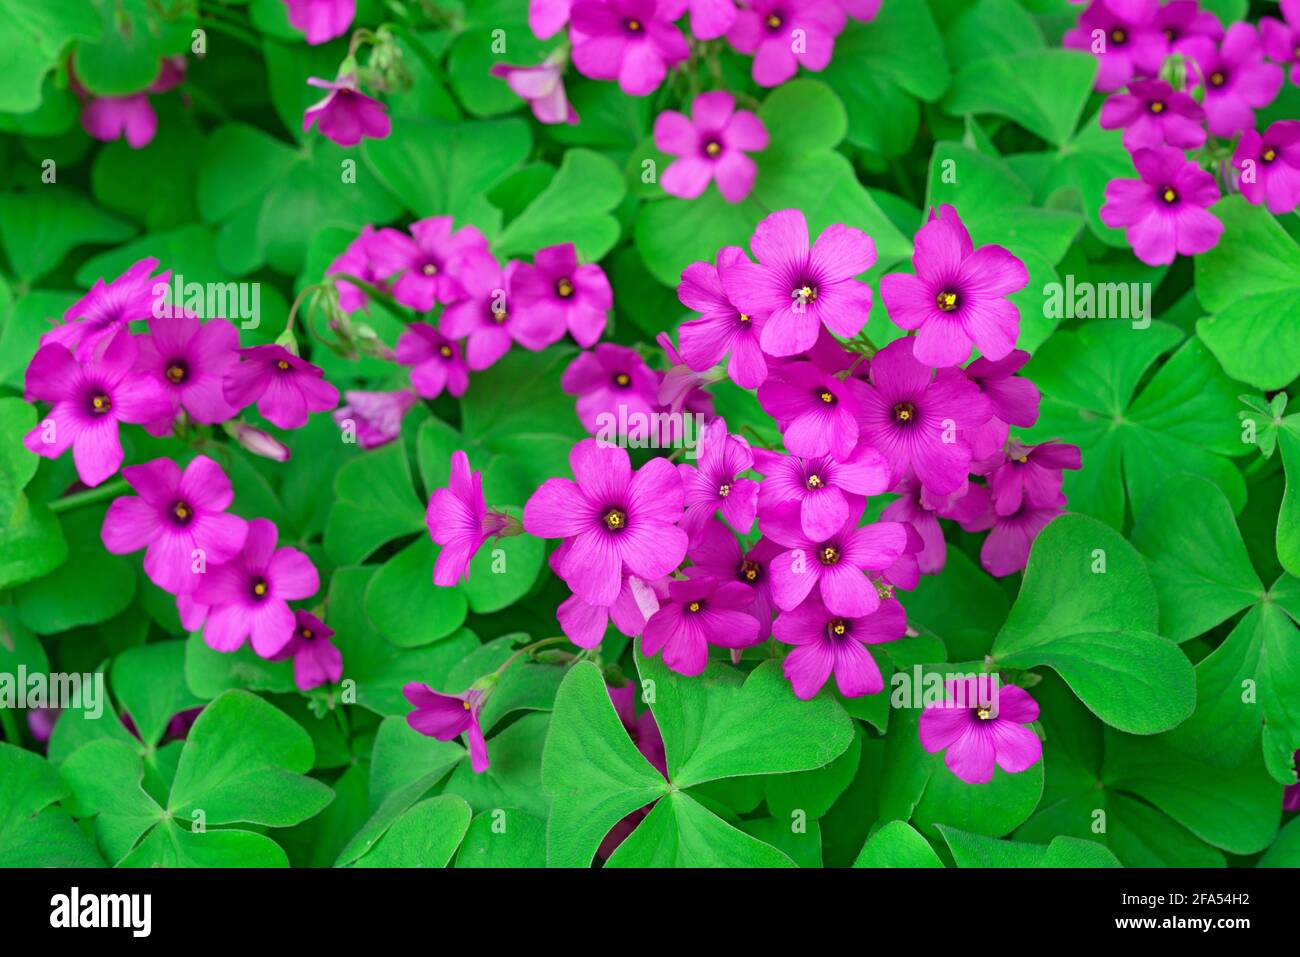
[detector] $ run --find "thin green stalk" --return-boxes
[49,478,129,514]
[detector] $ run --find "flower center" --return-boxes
[686,601,702,613]
[603,508,627,532]
[739,559,761,582]
[704,140,722,158]
[171,501,194,524]
[1208,70,1225,87]
[1110,28,1126,44]
[738,313,751,324]
[624,17,642,32]
[439,344,453,358]
[893,401,915,423]
[556,277,575,298]
[463,699,472,711]
[492,307,508,323]
[1160,186,1178,204]
[1148,100,1165,114]
[792,284,818,305]
[765,13,782,30]
[806,473,824,490]
[935,289,959,312]
[1262,147,1277,163]
[165,362,188,384]
[300,627,314,640]
[976,707,994,720]
[717,483,731,497]
[276,359,291,371]
[818,545,840,566]
[422,263,438,276]
[251,578,269,598]
[90,392,112,414]
[817,389,836,405]
[828,618,848,637]
[613,372,631,388]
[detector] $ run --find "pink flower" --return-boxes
[962,496,1064,578]
[653,91,768,203]
[81,94,157,149]
[302,75,390,147]
[570,0,690,96]
[854,337,993,496]
[45,258,169,359]
[136,313,240,435]
[23,330,171,488]
[685,520,781,641]
[1234,120,1300,215]
[723,208,875,357]
[511,243,612,348]
[919,677,1042,784]
[763,499,909,618]
[726,0,847,87]
[271,610,343,691]
[774,596,904,699]
[881,205,1028,368]
[326,225,385,313]
[662,0,738,38]
[428,451,513,587]
[530,0,573,38]
[227,422,291,462]
[101,456,249,595]
[879,477,987,576]
[524,439,688,606]
[395,324,470,400]
[1261,0,1300,86]
[678,418,758,541]
[1099,78,1206,151]
[440,258,554,370]
[962,350,1040,470]
[756,361,865,460]
[561,343,659,436]
[333,389,417,449]
[1154,0,1223,57]
[368,218,492,311]
[641,577,760,676]
[988,440,1081,516]
[754,443,889,542]
[1184,25,1284,137]
[677,247,769,389]
[1062,0,1164,91]
[490,53,579,125]
[555,546,662,648]
[223,344,340,430]
[284,0,355,44]
[194,518,320,657]
[1100,146,1223,266]
[403,683,489,773]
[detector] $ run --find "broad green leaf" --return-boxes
[944,49,1096,147]
[938,826,1121,867]
[852,820,944,868]
[0,742,103,866]
[111,641,203,748]
[494,149,625,261]
[15,507,136,634]
[0,190,135,282]
[455,808,547,868]
[184,631,298,698]
[605,791,795,868]
[323,442,426,565]
[364,538,469,647]
[60,738,166,864]
[349,795,472,868]
[0,0,100,112]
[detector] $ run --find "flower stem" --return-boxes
[49,478,129,515]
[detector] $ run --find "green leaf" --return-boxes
[324,442,426,565]
[0,742,103,866]
[993,513,1193,734]
[455,808,547,867]
[938,826,1121,867]
[60,738,166,864]
[944,49,1096,147]
[73,0,194,96]
[1195,197,1300,391]
[852,820,944,868]
[349,795,472,868]
[111,641,203,748]
[1279,418,1300,578]
[494,149,625,260]
[0,0,100,112]
[364,538,469,647]
[15,507,136,634]
[0,190,135,282]
[0,497,68,590]
[1258,817,1300,868]
[184,631,298,698]
[605,791,796,867]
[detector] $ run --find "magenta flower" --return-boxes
[988,440,1081,516]
[555,550,662,649]
[524,439,688,606]
[1100,146,1223,266]
[530,0,572,38]
[23,330,171,488]
[774,596,904,699]
[136,313,240,435]
[723,208,875,357]
[881,205,1028,367]
[754,443,889,542]
[964,497,1063,578]
[333,389,418,449]
[101,456,249,596]
[685,519,781,641]
[177,593,209,633]
[511,243,612,348]
[1261,1,1300,86]
[1063,0,1163,91]
[396,325,469,401]
[303,75,390,147]
[1234,121,1300,215]
[227,422,291,462]
[369,217,492,311]
[726,0,847,87]
[879,478,948,576]
[490,53,579,125]
[270,610,343,691]
[677,246,769,389]
[223,344,339,430]
[440,258,552,370]
[1184,25,1284,137]
[403,683,489,773]
[1099,78,1206,151]
[963,350,1041,469]
[326,225,385,313]
[428,451,513,587]
[653,91,768,203]
[81,94,157,149]
[641,577,760,676]
[764,500,908,618]
[756,361,865,460]
[678,418,758,541]
[855,337,993,497]
[561,343,659,436]
[1154,0,1223,56]
[194,518,320,657]
[570,0,690,96]
[663,0,737,38]
[919,677,1042,784]
[284,0,355,44]
[45,258,168,359]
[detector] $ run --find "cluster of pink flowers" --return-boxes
[1066,0,1299,265]
[415,205,1073,785]
[21,258,343,691]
